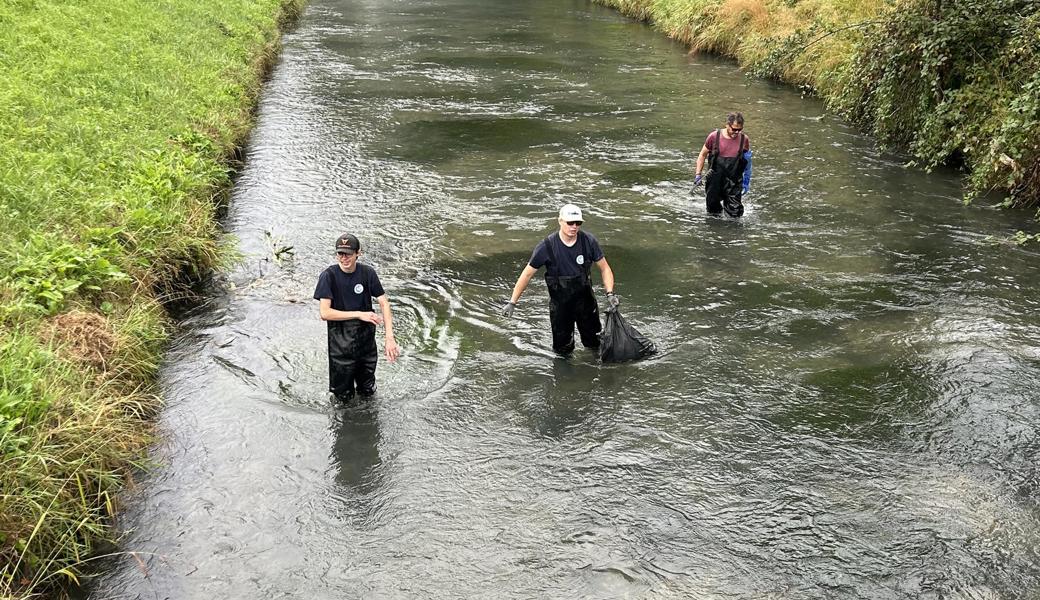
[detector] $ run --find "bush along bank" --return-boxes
[0,0,302,595]
[594,0,1040,225]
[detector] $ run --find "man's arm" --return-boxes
[594,258,615,294]
[319,298,383,324]
[375,294,399,362]
[507,265,539,304]
[695,144,710,179]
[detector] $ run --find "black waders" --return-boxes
[328,320,378,400]
[547,275,600,354]
[704,129,748,218]
[543,232,600,354]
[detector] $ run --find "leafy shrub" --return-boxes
[830,0,1040,208]
[0,233,128,319]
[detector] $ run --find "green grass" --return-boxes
[0,0,302,596]
[595,0,1040,217]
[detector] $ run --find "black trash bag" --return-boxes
[599,307,656,363]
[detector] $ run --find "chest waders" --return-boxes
[328,320,378,400]
[543,232,601,354]
[705,129,748,217]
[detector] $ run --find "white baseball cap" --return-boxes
[558,204,583,222]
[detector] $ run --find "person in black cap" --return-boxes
[314,233,399,402]
[502,204,619,354]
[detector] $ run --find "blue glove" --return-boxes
[742,150,752,193]
[694,174,703,186]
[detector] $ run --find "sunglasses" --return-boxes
[730,126,744,132]
[336,250,357,257]
[565,221,583,226]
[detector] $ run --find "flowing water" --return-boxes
[88,0,1040,597]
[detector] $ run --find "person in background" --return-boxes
[694,112,753,217]
[314,233,399,402]
[502,204,619,354]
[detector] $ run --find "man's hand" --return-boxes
[385,337,400,362]
[694,174,703,186]
[501,301,516,317]
[606,292,620,310]
[359,312,384,325]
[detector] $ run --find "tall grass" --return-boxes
[599,0,887,93]
[0,0,302,596]
[595,0,1040,216]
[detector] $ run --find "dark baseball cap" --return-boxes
[335,233,361,254]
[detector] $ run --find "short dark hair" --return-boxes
[726,112,745,126]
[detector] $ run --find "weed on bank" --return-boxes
[0,0,301,595]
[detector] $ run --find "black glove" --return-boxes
[501,301,516,317]
[606,292,620,310]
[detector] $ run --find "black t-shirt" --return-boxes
[529,231,604,278]
[313,263,385,312]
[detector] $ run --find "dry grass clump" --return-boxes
[43,311,117,372]
[717,0,769,31]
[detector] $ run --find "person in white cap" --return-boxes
[502,204,619,354]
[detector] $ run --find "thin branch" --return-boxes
[794,19,884,54]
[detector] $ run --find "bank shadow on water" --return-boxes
[760,357,939,442]
[374,117,576,164]
[411,54,574,74]
[599,165,689,187]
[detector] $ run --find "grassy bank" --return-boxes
[595,0,1040,218]
[0,0,302,595]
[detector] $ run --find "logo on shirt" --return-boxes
[576,255,585,265]
[354,284,364,294]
